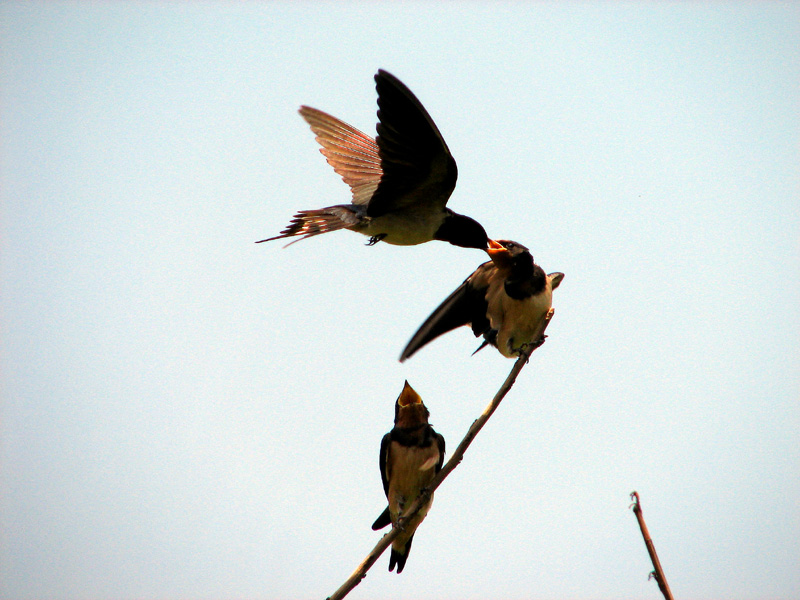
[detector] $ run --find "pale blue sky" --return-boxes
[2,2,798,599]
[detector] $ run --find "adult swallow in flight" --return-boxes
[256,69,488,249]
[400,239,564,361]
[372,380,445,574]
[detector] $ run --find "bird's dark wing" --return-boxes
[298,106,382,206]
[435,432,446,474]
[378,431,391,497]
[368,70,457,217]
[399,262,492,362]
[549,272,565,290]
[372,506,392,530]
[372,431,393,531]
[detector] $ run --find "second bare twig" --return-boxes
[630,491,675,600]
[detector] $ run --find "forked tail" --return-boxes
[256,207,356,246]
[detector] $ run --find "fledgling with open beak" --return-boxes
[256,69,488,250]
[372,381,445,574]
[400,239,564,361]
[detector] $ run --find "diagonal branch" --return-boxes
[326,309,556,600]
[630,491,675,600]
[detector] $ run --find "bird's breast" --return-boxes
[363,205,445,246]
[387,441,439,519]
[486,280,553,357]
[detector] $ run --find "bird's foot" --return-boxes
[515,336,548,362]
[366,234,387,246]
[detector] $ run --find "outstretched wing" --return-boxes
[368,69,457,217]
[298,106,382,206]
[399,262,492,362]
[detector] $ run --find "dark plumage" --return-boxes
[400,239,564,360]
[257,70,488,250]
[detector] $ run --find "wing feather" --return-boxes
[399,263,493,362]
[368,70,457,217]
[435,433,446,474]
[299,106,382,206]
[372,431,393,530]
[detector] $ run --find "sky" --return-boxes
[1,2,798,599]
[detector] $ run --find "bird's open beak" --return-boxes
[486,239,505,253]
[397,380,423,407]
[486,239,511,266]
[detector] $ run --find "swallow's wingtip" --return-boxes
[549,272,565,289]
[375,68,402,87]
[372,507,392,530]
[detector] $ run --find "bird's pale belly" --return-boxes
[491,288,553,358]
[360,210,443,246]
[387,442,438,519]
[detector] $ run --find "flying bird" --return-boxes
[400,239,564,361]
[257,69,488,249]
[372,380,445,574]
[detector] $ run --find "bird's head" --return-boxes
[486,239,531,269]
[394,380,430,427]
[438,213,490,250]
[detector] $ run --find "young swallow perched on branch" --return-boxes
[400,239,564,361]
[372,381,445,574]
[257,69,488,250]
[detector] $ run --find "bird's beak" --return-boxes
[486,239,504,252]
[397,380,423,407]
[486,239,506,257]
[486,239,510,266]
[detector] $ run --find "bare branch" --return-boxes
[630,491,675,600]
[326,309,555,600]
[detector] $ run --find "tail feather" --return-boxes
[372,507,391,530]
[389,534,414,574]
[471,328,497,355]
[256,207,357,246]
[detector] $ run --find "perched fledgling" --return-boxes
[257,69,488,250]
[372,381,445,574]
[400,239,564,360]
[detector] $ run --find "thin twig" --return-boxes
[326,309,555,600]
[630,491,675,600]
